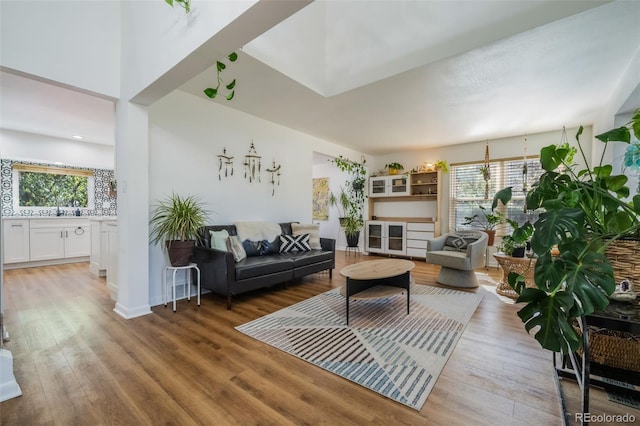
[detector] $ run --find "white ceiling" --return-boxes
[1,0,638,155]
[0,71,115,146]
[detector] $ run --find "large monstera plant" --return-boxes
[493,109,640,354]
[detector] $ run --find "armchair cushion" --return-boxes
[444,232,485,251]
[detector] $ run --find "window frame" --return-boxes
[12,165,95,212]
[448,156,542,238]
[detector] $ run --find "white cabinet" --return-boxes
[29,219,90,261]
[369,176,410,197]
[105,221,118,301]
[90,219,109,277]
[405,222,435,258]
[365,221,406,255]
[2,220,30,264]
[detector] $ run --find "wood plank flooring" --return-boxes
[0,253,636,425]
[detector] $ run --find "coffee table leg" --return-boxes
[345,279,350,325]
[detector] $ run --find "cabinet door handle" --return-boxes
[11,224,23,227]
[66,230,68,238]
[61,231,64,238]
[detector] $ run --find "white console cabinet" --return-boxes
[405,222,435,258]
[365,221,407,255]
[369,175,410,197]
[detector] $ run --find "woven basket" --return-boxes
[605,239,640,292]
[576,326,640,372]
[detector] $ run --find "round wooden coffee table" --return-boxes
[339,258,415,325]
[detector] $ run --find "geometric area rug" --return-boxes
[236,284,483,411]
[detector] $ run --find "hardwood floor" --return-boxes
[0,253,634,425]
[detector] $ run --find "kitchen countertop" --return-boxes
[2,216,117,221]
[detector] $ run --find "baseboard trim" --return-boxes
[113,303,152,319]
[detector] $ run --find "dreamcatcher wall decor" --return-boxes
[217,147,234,180]
[244,141,262,183]
[266,159,281,196]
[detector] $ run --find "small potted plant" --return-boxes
[342,215,364,247]
[435,160,449,173]
[462,205,505,246]
[385,162,404,175]
[149,193,209,266]
[499,219,534,257]
[329,189,351,226]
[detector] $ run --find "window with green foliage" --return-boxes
[14,164,92,208]
[449,157,543,234]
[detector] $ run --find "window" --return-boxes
[449,157,543,235]
[14,164,93,208]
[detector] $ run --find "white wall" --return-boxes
[120,0,267,102]
[0,1,121,98]
[147,89,365,305]
[311,155,367,250]
[372,126,592,234]
[0,129,115,170]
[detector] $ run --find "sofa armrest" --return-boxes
[320,237,336,252]
[426,234,448,252]
[193,246,236,292]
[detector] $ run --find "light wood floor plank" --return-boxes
[2,253,633,425]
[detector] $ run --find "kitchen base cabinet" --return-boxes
[2,220,30,264]
[2,218,90,269]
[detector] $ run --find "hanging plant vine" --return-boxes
[165,0,191,14]
[481,141,491,199]
[204,52,238,101]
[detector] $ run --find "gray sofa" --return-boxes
[193,222,335,309]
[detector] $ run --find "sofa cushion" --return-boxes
[280,234,311,253]
[260,236,281,255]
[280,249,333,268]
[235,256,294,280]
[292,223,321,250]
[444,232,483,252]
[242,239,262,257]
[227,235,247,262]
[235,221,282,242]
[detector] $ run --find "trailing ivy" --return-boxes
[204,52,238,101]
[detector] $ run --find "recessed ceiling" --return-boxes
[181,0,639,154]
[1,1,637,157]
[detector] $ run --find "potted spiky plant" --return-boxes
[150,193,209,266]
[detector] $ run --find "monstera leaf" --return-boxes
[515,288,581,353]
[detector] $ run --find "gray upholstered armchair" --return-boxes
[425,231,488,288]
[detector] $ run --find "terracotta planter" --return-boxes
[166,240,196,266]
[482,230,496,246]
[388,168,399,175]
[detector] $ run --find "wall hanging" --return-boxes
[481,141,491,199]
[266,160,281,196]
[522,134,528,211]
[243,141,261,183]
[217,147,234,180]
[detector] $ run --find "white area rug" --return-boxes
[236,284,483,410]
